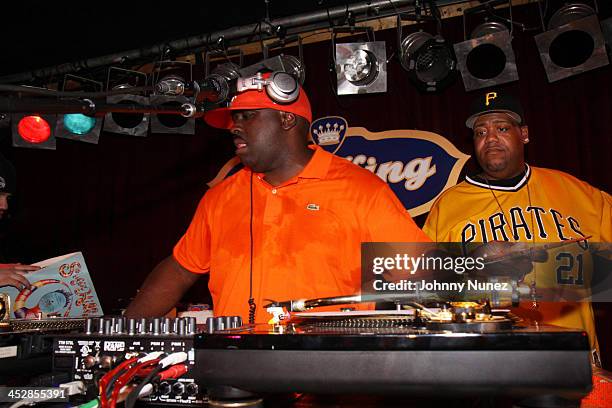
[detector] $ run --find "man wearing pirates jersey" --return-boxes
[423,91,611,363]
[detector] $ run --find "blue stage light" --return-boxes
[63,114,97,135]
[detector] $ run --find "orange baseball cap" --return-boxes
[204,83,312,129]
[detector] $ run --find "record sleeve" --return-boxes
[0,252,103,319]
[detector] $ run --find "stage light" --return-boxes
[263,35,306,85]
[344,50,376,83]
[150,61,195,135]
[102,68,149,137]
[534,3,609,83]
[335,41,387,95]
[18,116,50,142]
[210,62,241,82]
[63,114,96,135]
[279,55,306,85]
[103,94,150,137]
[400,31,457,93]
[12,114,56,150]
[57,111,102,143]
[55,75,103,144]
[204,49,244,107]
[454,19,518,91]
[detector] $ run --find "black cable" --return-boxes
[258,20,266,56]
[246,21,262,45]
[0,84,154,97]
[105,366,130,400]
[124,365,163,408]
[104,354,143,400]
[248,171,256,324]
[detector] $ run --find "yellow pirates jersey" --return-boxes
[423,165,612,358]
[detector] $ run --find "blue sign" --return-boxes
[210,117,469,216]
[310,116,469,215]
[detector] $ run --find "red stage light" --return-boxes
[17,115,51,143]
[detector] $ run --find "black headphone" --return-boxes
[236,71,299,104]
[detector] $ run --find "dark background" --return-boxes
[0,1,611,366]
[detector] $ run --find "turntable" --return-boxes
[0,293,86,382]
[195,298,592,407]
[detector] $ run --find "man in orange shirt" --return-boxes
[126,76,430,323]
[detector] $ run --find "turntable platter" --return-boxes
[293,310,417,319]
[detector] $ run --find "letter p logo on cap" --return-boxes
[485,92,497,106]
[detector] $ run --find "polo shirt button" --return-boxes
[272,189,277,194]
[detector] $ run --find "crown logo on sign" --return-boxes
[312,122,345,145]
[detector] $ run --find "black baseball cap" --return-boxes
[466,91,524,129]
[0,153,16,194]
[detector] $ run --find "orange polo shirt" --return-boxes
[174,146,430,323]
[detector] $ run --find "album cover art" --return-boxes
[0,252,103,319]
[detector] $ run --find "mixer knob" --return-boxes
[127,318,137,335]
[214,317,225,331]
[97,317,105,334]
[157,381,171,396]
[172,382,185,395]
[115,317,124,334]
[104,319,113,335]
[152,318,161,335]
[187,317,197,334]
[110,317,117,334]
[162,317,172,335]
[185,382,198,396]
[206,317,215,334]
[138,318,147,335]
[85,318,94,334]
[177,318,187,335]
[230,316,243,329]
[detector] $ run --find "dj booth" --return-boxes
[0,305,599,408]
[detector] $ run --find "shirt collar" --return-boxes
[465,164,531,192]
[298,145,331,180]
[249,145,331,186]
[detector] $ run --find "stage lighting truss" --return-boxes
[55,75,103,144]
[150,61,195,135]
[454,0,519,91]
[102,68,150,137]
[399,31,457,93]
[534,2,609,83]
[333,27,386,95]
[263,35,306,85]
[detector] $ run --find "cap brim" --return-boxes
[204,104,270,129]
[465,110,522,129]
[204,107,233,129]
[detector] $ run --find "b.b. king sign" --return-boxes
[210,116,469,216]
